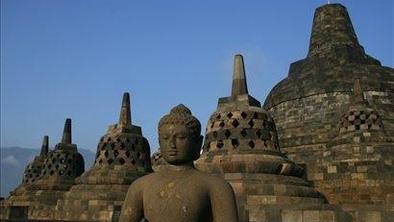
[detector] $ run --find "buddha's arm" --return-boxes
[119,181,144,222]
[209,179,239,222]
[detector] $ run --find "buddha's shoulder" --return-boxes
[129,172,158,187]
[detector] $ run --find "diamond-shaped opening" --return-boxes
[50,170,54,175]
[227,112,233,118]
[120,142,126,149]
[111,143,115,149]
[59,170,64,176]
[241,112,247,119]
[248,140,255,148]
[248,120,254,128]
[253,112,258,119]
[67,171,72,176]
[241,129,247,137]
[225,130,231,138]
[60,158,65,163]
[213,131,218,138]
[126,138,130,143]
[104,151,109,157]
[107,137,112,142]
[232,119,239,128]
[219,121,225,127]
[231,139,239,148]
[355,125,360,130]
[125,151,130,158]
[116,137,121,143]
[210,122,215,129]
[131,159,136,165]
[107,158,113,165]
[119,158,125,165]
[114,150,119,157]
[216,140,224,149]
[55,164,59,169]
[100,137,104,142]
[137,152,141,159]
[256,129,262,138]
[99,159,103,164]
[216,114,221,120]
[131,144,135,151]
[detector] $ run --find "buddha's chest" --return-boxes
[142,179,211,222]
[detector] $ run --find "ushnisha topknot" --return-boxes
[158,104,201,137]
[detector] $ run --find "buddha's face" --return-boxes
[159,124,202,165]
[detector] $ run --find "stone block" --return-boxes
[303,210,320,222]
[364,211,381,222]
[327,166,337,174]
[282,210,302,222]
[320,210,335,222]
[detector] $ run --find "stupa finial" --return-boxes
[353,78,364,103]
[40,135,49,156]
[61,118,72,144]
[231,54,248,97]
[119,92,132,126]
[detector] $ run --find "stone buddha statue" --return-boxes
[119,104,238,222]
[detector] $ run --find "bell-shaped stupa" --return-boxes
[3,136,50,204]
[55,93,152,222]
[1,119,85,220]
[264,4,394,220]
[22,136,49,185]
[196,55,349,222]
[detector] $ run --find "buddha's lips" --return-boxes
[167,150,178,156]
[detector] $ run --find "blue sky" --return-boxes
[1,0,393,153]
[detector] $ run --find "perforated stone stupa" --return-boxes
[1,119,85,220]
[23,136,49,185]
[0,135,50,220]
[55,93,152,222]
[195,54,349,222]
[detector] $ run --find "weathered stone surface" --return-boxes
[55,93,152,222]
[120,104,239,222]
[264,3,394,222]
[1,119,85,221]
[195,54,348,222]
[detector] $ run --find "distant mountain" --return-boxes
[0,146,95,198]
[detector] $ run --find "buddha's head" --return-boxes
[158,104,203,165]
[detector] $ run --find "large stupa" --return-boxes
[263,3,394,222]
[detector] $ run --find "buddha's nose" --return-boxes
[169,137,176,148]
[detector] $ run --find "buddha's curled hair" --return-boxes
[158,104,201,137]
